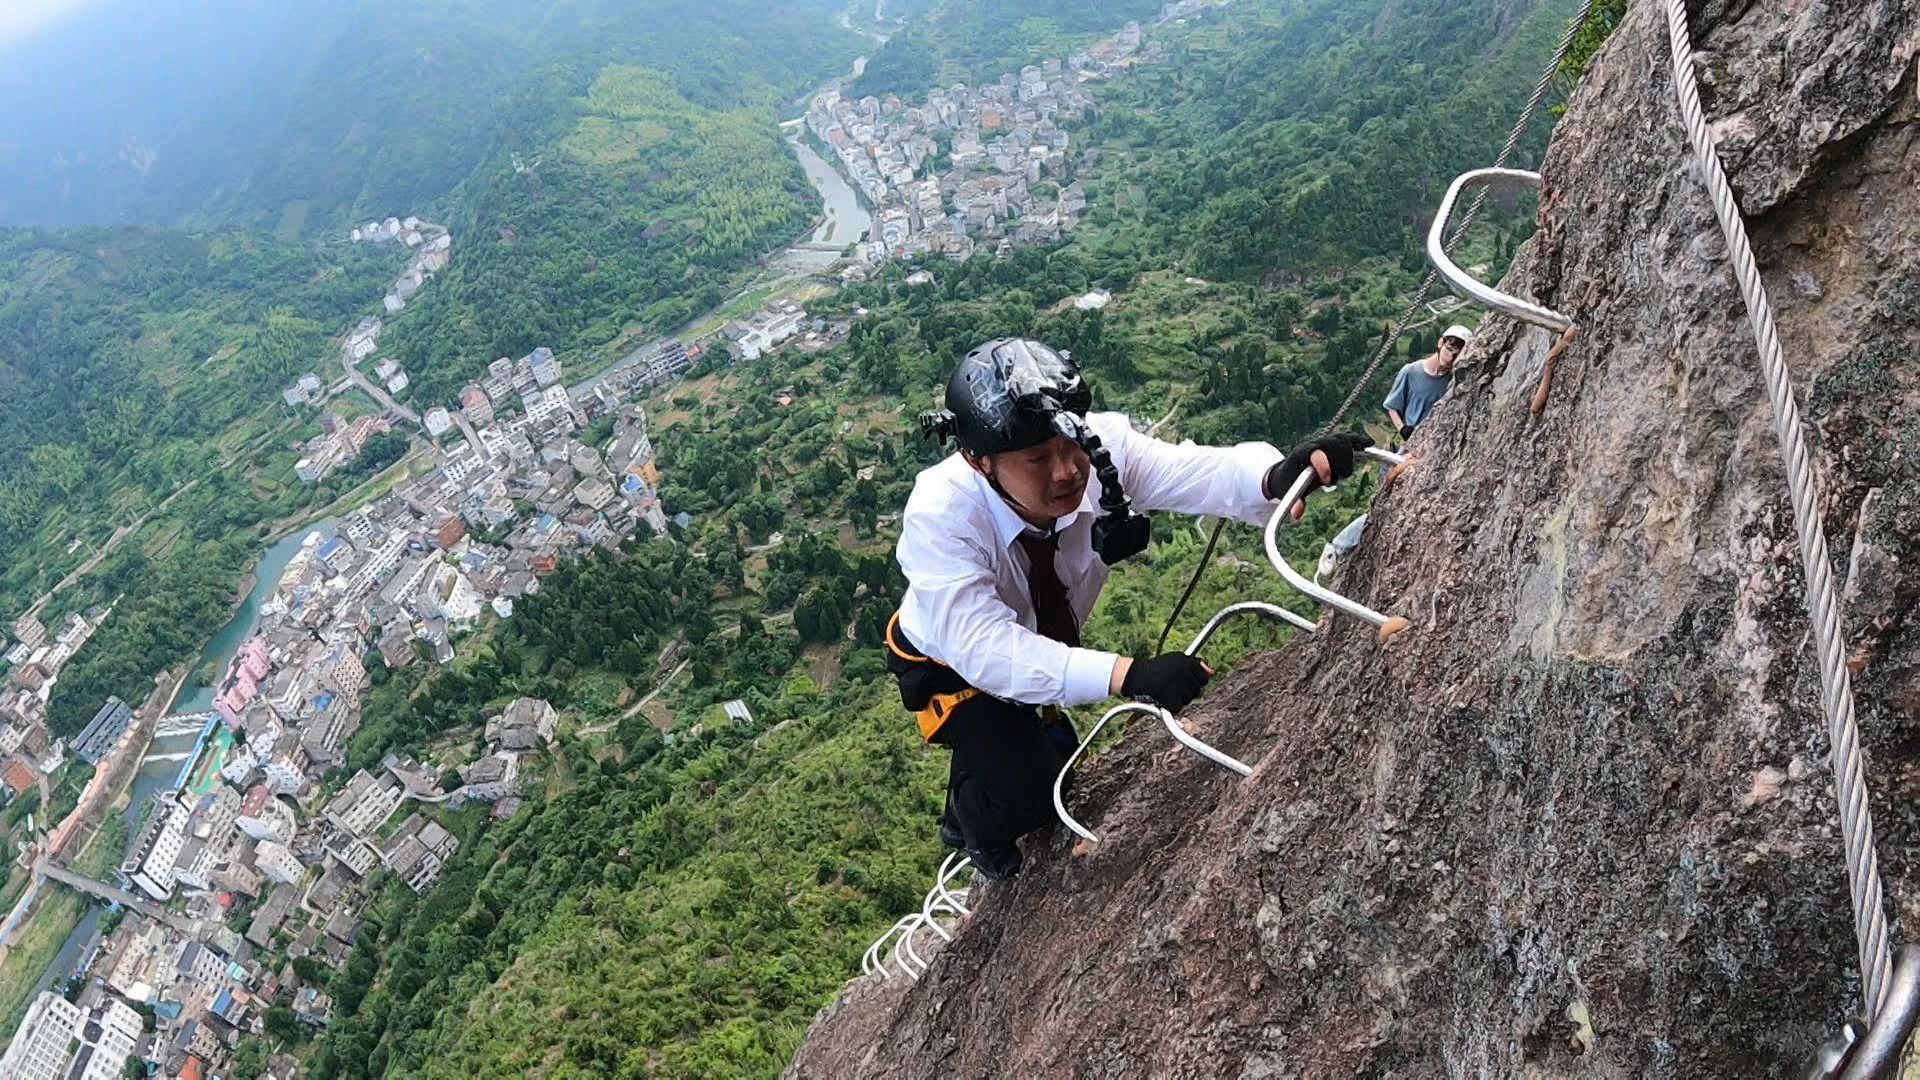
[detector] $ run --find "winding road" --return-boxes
[341,350,421,426]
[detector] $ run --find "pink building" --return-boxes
[213,638,272,727]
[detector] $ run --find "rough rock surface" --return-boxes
[788,0,1920,1075]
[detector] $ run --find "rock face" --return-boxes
[787,0,1919,1076]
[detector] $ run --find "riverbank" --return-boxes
[174,519,335,717]
[0,810,124,1036]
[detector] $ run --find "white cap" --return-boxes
[1440,324,1473,346]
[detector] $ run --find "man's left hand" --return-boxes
[1264,430,1374,520]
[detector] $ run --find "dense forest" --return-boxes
[0,228,393,552]
[1083,0,1574,278]
[286,0,1585,1073]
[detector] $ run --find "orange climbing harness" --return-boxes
[883,611,981,741]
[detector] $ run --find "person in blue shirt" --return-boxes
[1384,323,1472,439]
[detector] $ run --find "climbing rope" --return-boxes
[1661,0,1892,1021]
[1318,0,1596,436]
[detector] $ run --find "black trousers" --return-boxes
[939,695,1074,852]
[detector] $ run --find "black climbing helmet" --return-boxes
[921,338,1150,564]
[923,338,1092,458]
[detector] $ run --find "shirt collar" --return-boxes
[970,465,1100,552]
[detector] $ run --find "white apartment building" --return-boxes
[254,840,306,885]
[122,795,191,902]
[0,993,141,1080]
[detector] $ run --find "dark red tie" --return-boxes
[1017,532,1080,647]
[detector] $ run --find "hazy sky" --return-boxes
[0,0,97,51]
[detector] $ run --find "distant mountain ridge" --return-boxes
[0,0,858,233]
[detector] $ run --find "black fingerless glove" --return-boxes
[1262,429,1375,501]
[1121,652,1212,714]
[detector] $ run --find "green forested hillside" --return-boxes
[291,1,1584,1074]
[0,0,859,232]
[381,64,822,405]
[851,0,1165,99]
[313,677,944,1077]
[1086,0,1573,277]
[0,228,392,529]
[0,227,401,628]
[2,2,865,731]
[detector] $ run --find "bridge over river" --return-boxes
[34,858,195,934]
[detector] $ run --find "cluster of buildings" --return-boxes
[284,214,454,427]
[0,329,686,1079]
[84,751,455,1076]
[1,610,110,797]
[4,728,477,1078]
[347,215,453,315]
[1,991,142,1080]
[806,22,1158,267]
[293,411,394,484]
[150,352,669,816]
[280,371,331,408]
[447,346,565,438]
[719,301,810,362]
[44,693,566,1074]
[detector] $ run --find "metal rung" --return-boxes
[893,914,929,977]
[1263,447,1412,641]
[1833,946,1920,1078]
[864,914,924,981]
[921,853,972,928]
[1053,702,1164,844]
[1052,601,1317,843]
[1427,167,1574,333]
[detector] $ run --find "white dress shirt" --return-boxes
[895,411,1285,707]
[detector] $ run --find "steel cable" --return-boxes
[1661,0,1891,1019]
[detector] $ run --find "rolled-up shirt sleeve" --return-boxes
[1094,412,1282,527]
[897,510,1121,707]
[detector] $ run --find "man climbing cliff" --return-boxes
[887,337,1369,880]
[1383,323,1471,439]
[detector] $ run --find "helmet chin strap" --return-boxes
[981,466,1050,527]
[968,415,1152,564]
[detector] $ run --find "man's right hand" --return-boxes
[1119,652,1213,714]
[1263,430,1374,519]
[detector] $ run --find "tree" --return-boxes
[264,1003,302,1043]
